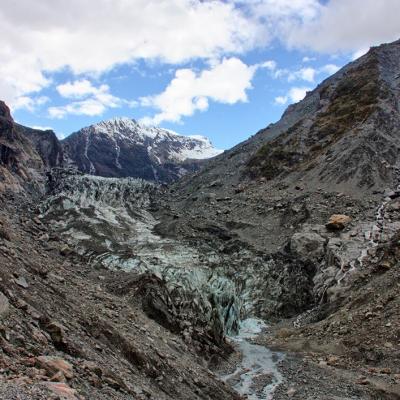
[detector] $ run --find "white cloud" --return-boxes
[259,60,277,71]
[12,96,49,112]
[302,56,316,62]
[0,0,264,110]
[56,79,108,99]
[2,0,399,117]
[245,0,321,21]
[351,48,369,60]
[288,67,316,82]
[32,125,53,131]
[140,58,256,124]
[273,68,289,79]
[320,63,340,75]
[274,96,288,105]
[275,63,341,84]
[274,86,311,105]
[289,87,310,102]
[49,80,123,118]
[284,0,400,53]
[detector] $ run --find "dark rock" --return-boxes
[0,291,10,318]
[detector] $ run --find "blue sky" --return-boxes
[2,0,400,149]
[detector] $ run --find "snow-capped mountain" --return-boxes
[62,117,223,183]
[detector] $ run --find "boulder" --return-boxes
[0,221,12,241]
[42,382,78,400]
[36,356,74,379]
[326,214,351,231]
[15,276,29,288]
[0,291,10,319]
[44,320,67,347]
[290,230,326,261]
[60,244,72,256]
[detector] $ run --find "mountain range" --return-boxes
[62,118,223,182]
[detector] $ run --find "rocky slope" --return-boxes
[152,39,400,396]
[62,118,222,183]
[157,38,400,300]
[0,192,239,400]
[1,38,400,400]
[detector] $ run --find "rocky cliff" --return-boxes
[15,124,64,169]
[0,101,48,193]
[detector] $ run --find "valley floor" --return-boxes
[1,177,400,400]
[217,320,400,400]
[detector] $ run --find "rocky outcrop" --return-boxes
[15,124,64,169]
[0,101,45,192]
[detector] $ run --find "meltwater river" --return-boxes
[221,319,284,400]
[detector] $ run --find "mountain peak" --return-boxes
[62,117,222,182]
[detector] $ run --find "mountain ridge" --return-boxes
[62,117,222,183]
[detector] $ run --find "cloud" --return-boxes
[12,96,49,112]
[56,79,109,99]
[259,60,277,71]
[49,80,124,118]
[241,0,400,54]
[274,86,311,105]
[320,63,340,75]
[275,63,341,84]
[55,132,65,140]
[288,67,316,82]
[351,48,369,60]
[0,0,264,109]
[245,0,321,21]
[2,0,399,117]
[283,0,400,53]
[274,96,288,105]
[140,58,256,124]
[32,125,53,131]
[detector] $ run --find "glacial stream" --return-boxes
[221,319,284,400]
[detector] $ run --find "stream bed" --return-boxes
[221,319,284,400]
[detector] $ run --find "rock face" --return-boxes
[62,117,222,183]
[0,101,46,192]
[15,124,64,169]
